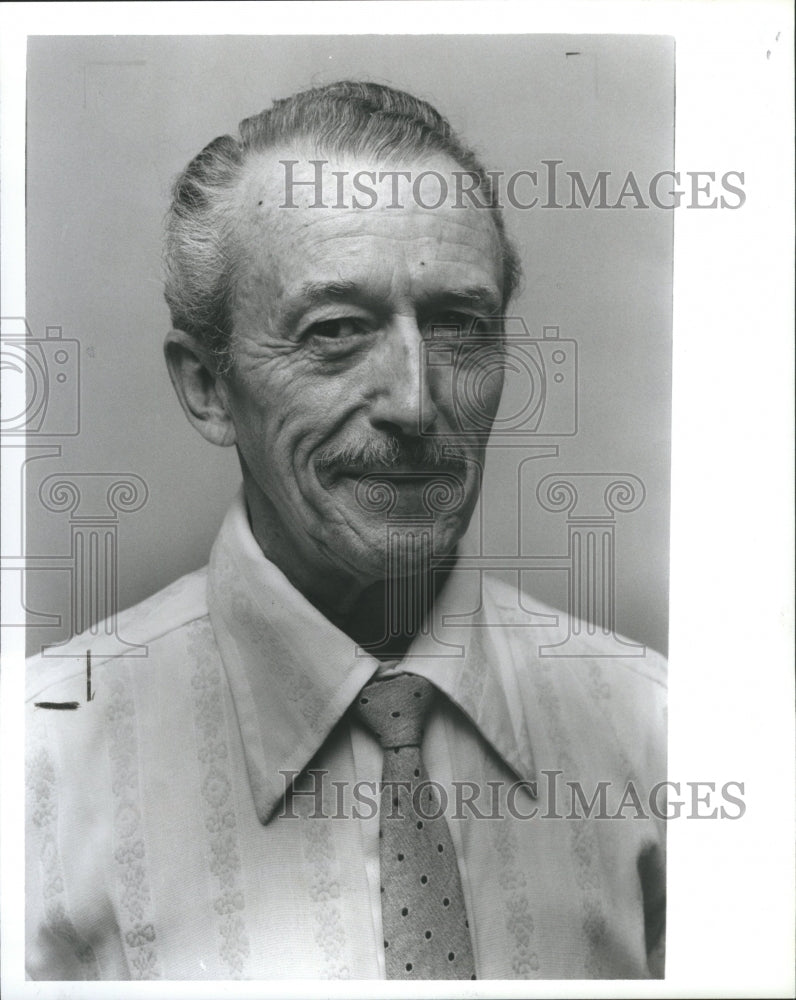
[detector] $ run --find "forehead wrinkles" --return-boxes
[236,148,502,268]
[232,165,503,310]
[282,211,500,275]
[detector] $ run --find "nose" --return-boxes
[368,318,438,436]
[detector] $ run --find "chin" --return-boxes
[338,516,465,578]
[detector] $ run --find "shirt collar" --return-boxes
[207,491,537,824]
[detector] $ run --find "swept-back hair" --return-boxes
[164,80,521,371]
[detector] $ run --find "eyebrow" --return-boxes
[286,280,364,315]
[426,285,503,313]
[288,281,502,313]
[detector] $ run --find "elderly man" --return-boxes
[26,81,666,981]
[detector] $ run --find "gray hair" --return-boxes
[163,80,522,372]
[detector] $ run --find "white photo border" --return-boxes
[1,2,793,998]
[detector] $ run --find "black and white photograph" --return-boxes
[1,2,793,997]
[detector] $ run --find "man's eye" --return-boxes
[426,312,475,338]
[307,318,368,340]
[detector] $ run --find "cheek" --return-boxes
[432,353,506,428]
[230,367,356,473]
[480,365,505,417]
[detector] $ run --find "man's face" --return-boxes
[220,148,506,599]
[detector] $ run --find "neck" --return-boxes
[340,566,452,661]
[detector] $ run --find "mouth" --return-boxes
[330,464,470,492]
[335,467,471,521]
[313,435,471,491]
[338,462,464,477]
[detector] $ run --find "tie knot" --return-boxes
[355,674,435,749]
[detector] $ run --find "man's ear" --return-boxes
[163,329,237,447]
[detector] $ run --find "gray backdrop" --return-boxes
[24,34,673,656]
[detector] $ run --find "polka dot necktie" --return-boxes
[355,674,476,980]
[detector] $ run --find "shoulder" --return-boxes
[26,566,210,704]
[25,567,221,979]
[481,573,667,783]
[482,571,667,686]
[481,573,667,764]
[26,566,218,828]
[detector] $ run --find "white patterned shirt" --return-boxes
[26,492,667,980]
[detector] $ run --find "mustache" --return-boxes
[315,434,469,475]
